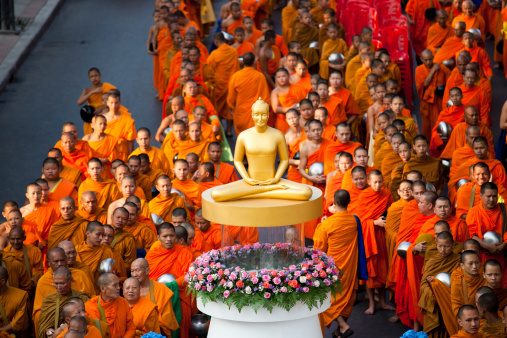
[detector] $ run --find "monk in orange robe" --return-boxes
[207,142,239,184]
[318,24,348,80]
[426,10,454,55]
[47,197,88,251]
[285,109,307,183]
[419,197,470,242]
[42,158,78,202]
[452,1,486,38]
[103,93,137,156]
[318,81,349,127]
[434,21,467,63]
[155,7,172,100]
[452,305,491,338]
[440,105,493,159]
[281,0,299,44]
[374,125,397,171]
[171,159,201,218]
[75,191,107,223]
[227,51,270,136]
[459,69,491,126]
[195,209,232,249]
[355,170,394,315]
[323,123,361,175]
[208,32,240,135]
[123,278,160,336]
[328,70,361,128]
[107,208,137,271]
[345,41,371,92]
[85,273,136,338]
[415,49,451,139]
[448,137,507,204]
[20,183,59,246]
[130,128,170,174]
[130,258,180,336]
[0,208,41,249]
[60,132,90,175]
[182,81,218,124]
[483,260,507,310]
[54,122,93,158]
[198,162,223,194]
[101,225,128,282]
[77,67,116,109]
[48,148,83,187]
[233,27,255,55]
[406,0,441,56]
[146,223,193,338]
[450,251,486,321]
[5,227,44,284]
[138,154,166,188]
[324,152,353,214]
[381,133,405,190]
[78,159,122,211]
[271,68,307,133]
[150,175,188,222]
[127,156,153,201]
[419,232,461,336]
[456,32,493,80]
[314,190,358,336]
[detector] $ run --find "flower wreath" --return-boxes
[185,243,341,313]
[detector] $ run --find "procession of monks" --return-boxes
[2,0,507,336]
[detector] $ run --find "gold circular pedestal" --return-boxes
[201,180,323,227]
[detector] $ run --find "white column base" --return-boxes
[197,294,331,338]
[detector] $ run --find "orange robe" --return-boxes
[319,38,348,80]
[23,204,59,244]
[48,178,78,203]
[148,193,188,222]
[429,105,466,156]
[129,297,160,335]
[78,178,122,211]
[323,140,362,175]
[276,84,307,133]
[207,43,240,120]
[200,224,224,250]
[236,41,255,56]
[460,83,491,126]
[145,280,179,334]
[418,214,470,243]
[76,206,108,223]
[415,63,451,139]
[104,113,137,153]
[401,155,444,193]
[314,210,358,325]
[76,243,115,284]
[287,132,306,183]
[4,244,44,282]
[47,216,88,251]
[451,331,492,338]
[129,147,170,175]
[157,27,172,99]
[452,13,486,38]
[199,178,223,194]
[61,149,89,175]
[86,135,121,179]
[257,45,282,81]
[145,244,193,338]
[295,24,320,67]
[323,95,347,126]
[440,121,494,159]
[324,171,345,213]
[86,83,116,108]
[110,230,137,271]
[245,29,264,46]
[457,182,507,221]
[426,23,454,54]
[356,187,393,288]
[341,165,375,191]
[59,165,83,187]
[385,198,408,289]
[171,178,201,209]
[455,46,493,79]
[382,152,402,190]
[374,143,393,171]
[227,66,271,136]
[85,296,136,338]
[282,5,298,44]
[331,87,361,120]
[345,54,361,92]
[434,36,464,63]
[213,162,239,184]
[406,0,441,55]
[450,267,486,319]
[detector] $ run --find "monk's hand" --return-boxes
[486,243,499,255]
[413,241,427,255]
[46,328,55,338]
[92,87,103,94]
[427,276,434,283]
[310,175,326,185]
[374,216,386,227]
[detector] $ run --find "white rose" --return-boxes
[227,281,233,288]
[299,276,307,283]
[314,280,320,287]
[245,286,252,294]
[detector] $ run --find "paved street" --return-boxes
[0,0,506,336]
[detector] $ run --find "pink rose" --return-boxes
[224,269,230,275]
[224,290,230,298]
[273,277,281,285]
[207,285,213,292]
[262,275,271,282]
[279,270,286,277]
[229,273,237,281]
[312,272,319,278]
[281,287,288,293]
[264,292,271,299]
[302,287,309,293]
[251,277,259,284]
[241,271,248,279]
[207,275,214,282]
[294,271,301,277]
[195,283,202,290]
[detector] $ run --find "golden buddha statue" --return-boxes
[211,98,313,202]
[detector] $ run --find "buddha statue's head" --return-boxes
[251,98,269,127]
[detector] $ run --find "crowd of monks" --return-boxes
[2,0,507,337]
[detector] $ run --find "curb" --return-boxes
[0,0,66,95]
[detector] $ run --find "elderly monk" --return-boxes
[130,128,170,174]
[78,159,122,210]
[207,32,240,136]
[149,175,188,222]
[207,142,238,184]
[131,258,179,336]
[451,305,488,338]
[314,190,358,337]
[48,197,89,251]
[420,197,471,242]
[449,137,507,204]
[102,93,137,155]
[59,132,90,175]
[483,260,507,310]
[85,273,135,338]
[466,183,507,276]
[34,248,95,323]
[48,148,83,187]
[451,251,485,319]
[58,241,94,281]
[355,170,394,315]
[419,232,461,337]
[76,192,108,224]
[42,157,78,202]
[427,10,453,54]
[123,278,160,336]
[108,208,137,271]
[401,135,444,195]
[452,1,486,39]
[127,157,152,200]
[37,266,91,338]
[456,163,507,220]
[227,52,270,136]
[4,227,43,284]
[54,312,102,338]
[434,21,467,63]
[385,180,413,290]
[20,183,59,246]
[146,223,193,337]
[0,266,29,336]
[415,49,452,139]
[440,105,494,160]
[75,222,114,286]
[122,203,156,255]
[323,123,362,175]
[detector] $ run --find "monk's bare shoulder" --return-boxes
[19,205,32,217]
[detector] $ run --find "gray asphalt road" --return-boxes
[0,0,506,337]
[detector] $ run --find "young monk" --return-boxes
[198,162,223,193]
[149,173,187,221]
[354,54,373,95]
[171,159,201,215]
[271,68,306,133]
[294,12,319,68]
[401,135,444,195]
[195,208,232,249]
[103,93,137,155]
[258,31,282,89]
[127,156,153,200]
[381,133,405,190]
[145,223,193,338]
[319,23,348,80]
[355,170,394,315]
[138,154,166,188]
[317,80,349,126]
[482,260,507,310]
[374,125,397,171]
[122,203,157,257]
[232,27,255,55]
[391,97,417,140]
[77,68,116,108]
[130,128,170,174]
[42,157,78,202]
[314,107,336,142]
[324,152,353,214]
[322,123,361,175]
[285,109,306,183]
[452,305,488,338]
[290,59,312,96]
[47,148,83,187]
[206,142,238,184]
[426,10,453,55]
[366,84,387,138]
[345,41,371,92]
[390,142,413,198]
[419,231,461,337]
[345,166,369,214]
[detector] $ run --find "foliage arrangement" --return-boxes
[185,243,341,313]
